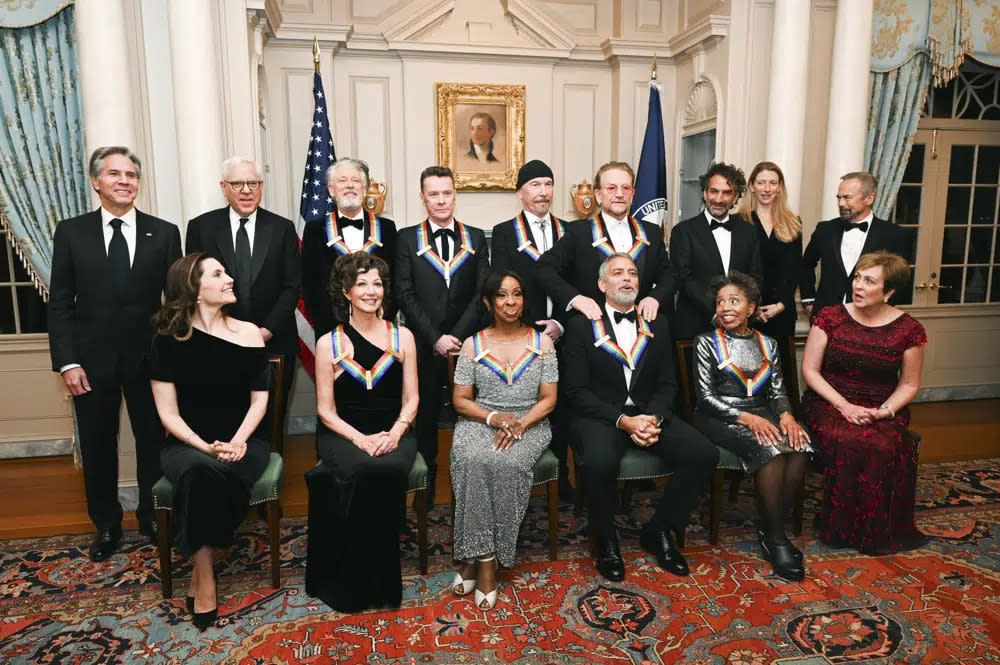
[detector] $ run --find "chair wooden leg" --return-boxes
[414,489,428,575]
[710,469,725,545]
[156,509,172,599]
[621,481,634,514]
[727,473,742,503]
[267,501,281,589]
[546,479,559,561]
[792,475,805,537]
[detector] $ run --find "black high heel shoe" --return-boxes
[192,607,218,632]
[755,522,803,562]
[186,596,195,613]
[759,536,805,582]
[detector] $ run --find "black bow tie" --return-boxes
[613,310,637,324]
[433,228,455,241]
[842,220,869,233]
[339,216,363,230]
[709,219,732,232]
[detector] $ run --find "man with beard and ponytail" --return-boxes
[562,253,717,582]
[302,157,398,337]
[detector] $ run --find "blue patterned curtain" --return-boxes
[0,4,87,298]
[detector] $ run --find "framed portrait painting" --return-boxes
[436,83,525,191]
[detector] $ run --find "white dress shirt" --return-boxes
[229,207,258,254]
[603,213,634,253]
[606,302,637,406]
[525,210,555,318]
[338,209,365,251]
[430,219,456,286]
[704,209,732,274]
[100,206,137,265]
[840,211,874,277]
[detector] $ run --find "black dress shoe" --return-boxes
[760,537,805,581]
[639,525,690,576]
[595,536,626,581]
[139,519,157,541]
[192,607,218,632]
[186,595,195,613]
[755,522,803,562]
[89,527,122,562]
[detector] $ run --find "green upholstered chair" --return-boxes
[153,354,287,599]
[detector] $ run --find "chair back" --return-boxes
[675,340,696,424]
[778,336,802,415]
[267,354,286,454]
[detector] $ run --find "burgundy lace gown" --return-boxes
[802,305,928,554]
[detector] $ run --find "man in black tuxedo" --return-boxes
[48,146,182,560]
[491,159,573,497]
[563,253,717,581]
[185,157,301,395]
[671,162,763,340]
[395,166,490,502]
[301,157,397,337]
[801,171,908,316]
[536,161,673,323]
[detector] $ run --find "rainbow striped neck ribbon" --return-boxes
[472,329,543,385]
[591,313,654,371]
[589,214,649,260]
[331,321,401,390]
[712,327,773,397]
[514,212,565,261]
[416,219,475,281]
[325,210,383,255]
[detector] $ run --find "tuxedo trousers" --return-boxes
[414,343,450,479]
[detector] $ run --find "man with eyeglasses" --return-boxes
[185,156,302,394]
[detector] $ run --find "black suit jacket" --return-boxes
[536,212,673,314]
[490,213,570,326]
[670,212,763,339]
[800,216,907,312]
[48,209,182,382]
[301,211,398,338]
[185,206,302,356]
[394,219,490,347]
[562,310,677,426]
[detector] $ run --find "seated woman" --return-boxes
[305,252,418,612]
[451,271,557,610]
[802,251,927,554]
[693,272,812,581]
[150,253,270,631]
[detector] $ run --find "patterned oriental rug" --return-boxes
[1,459,998,664]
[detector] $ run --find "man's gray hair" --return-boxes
[88,146,142,179]
[597,252,636,281]
[220,156,262,181]
[841,171,878,197]
[325,157,371,188]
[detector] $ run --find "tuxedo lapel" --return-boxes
[250,214,272,284]
[130,213,155,289]
[84,211,109,279]
[213,216,237,271]
[693,215,725,274]
[630,219,648,277]
[831,223,850,276]
[860,218,886,256]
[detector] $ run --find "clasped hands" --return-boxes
[619,414,662,447]
[836,401,892,426]
[738,412,811,450]
[490,412,525,450]
[209,440,247,462]
[353,431,399,456]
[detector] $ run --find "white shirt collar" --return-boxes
[704,209,730,224]
[429,219,455,232]
[604,301,636,322]
[229,207,258,225]
[855,211,874,226]
[100,207,136,227]
[602,212,628,226]
[473,143,490,160]
[523,210,552,225]
[339,208,364,221]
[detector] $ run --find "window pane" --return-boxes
[899,226,919,263]
[894,186,921,225]
[0,232,10,282]
[10,252,31,282]
[968,227,995,264]
[902,144,925,183]
[942,227,967,264]
[938,267,963,303]
[946,187,971,224]
[992,267,1000,302]
[978,146,1000,184]
[15,286,46,333]
[0,285,14,334]
[972,186,998,225]
[950,146,975,183]
[964,266,988,303]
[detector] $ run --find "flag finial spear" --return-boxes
[651,54,657,82]
[313,35,320,72]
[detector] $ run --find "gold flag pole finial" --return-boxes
[651,54,657,82]
[313,35,320,72]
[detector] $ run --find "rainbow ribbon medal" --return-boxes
[331,321,401,390]
[514,213,565,261]
[325,211,383,255]
[472,330,543,385]
[589,215,650,260]
[416,220,475,281]
[591,314,654,370]
[712,328,773,396]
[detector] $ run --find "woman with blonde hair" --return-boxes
[737,161,803,340]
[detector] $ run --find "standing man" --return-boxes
[48,146,182,560]
[537,161,673,323]
[491,159,572,497]
[395,166,490,502]
[301,157,398,338]
[185,157,301,394]
[562,253,717,581]
[801,172,908,316]
[671,162,763,340]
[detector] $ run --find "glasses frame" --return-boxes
[225,180,263,192]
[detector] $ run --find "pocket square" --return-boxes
[145,232,152,236]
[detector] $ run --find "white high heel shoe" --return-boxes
[474,555,498,610]
[451,567,476,596]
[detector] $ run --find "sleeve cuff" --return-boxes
[59,363,81,373]
[553,319,565,334]
[566,294,579,312]
[615,413,625,429]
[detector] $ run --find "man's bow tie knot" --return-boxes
[613,310,637,324]
[842,220,869,233]
[339,216,363,230]
[709,219,732,232]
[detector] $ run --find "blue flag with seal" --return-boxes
[630,82,668,226]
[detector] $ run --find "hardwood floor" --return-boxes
[1,399,997,540]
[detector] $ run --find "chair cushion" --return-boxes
[407,451,427,493]
[715,445,744,472]
[618,447,671,481]
[152,452,283,510]
[531,449,559,485]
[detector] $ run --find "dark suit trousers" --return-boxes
[571,413,717,540]
[73,369,164,529]
[414,343,450,476]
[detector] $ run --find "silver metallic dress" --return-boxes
[693,329,811,472]
[451,346,557,568]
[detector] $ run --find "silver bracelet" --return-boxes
[486,411,499,427]
[881,403,895,419]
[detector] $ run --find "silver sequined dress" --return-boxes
[693,329,812,472]
[451,347,557,567]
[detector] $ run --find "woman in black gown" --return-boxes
[305,252,418,612]
[151,253,270,631]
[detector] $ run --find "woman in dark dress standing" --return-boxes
[151,253,270,631]
[737,161,802,341]
[305,252,418,612]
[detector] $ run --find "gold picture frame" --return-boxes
[436,82,526,191]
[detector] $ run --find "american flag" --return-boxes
[294,70,336,377]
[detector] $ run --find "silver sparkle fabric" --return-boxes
[692,330,812,472]
[450,350,557,568]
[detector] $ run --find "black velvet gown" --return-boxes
[153,329,270,558]
[305,323,417,612]
[751,211,802,340]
